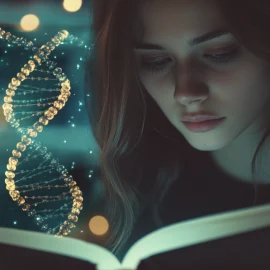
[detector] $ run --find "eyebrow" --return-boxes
[134,29,230,50]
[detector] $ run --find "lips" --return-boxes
[182,116,223,122]
[181,112,224,122]
[182,117,226,133]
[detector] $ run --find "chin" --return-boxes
[186,139,229,152]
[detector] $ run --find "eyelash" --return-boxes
[140,47,240,74]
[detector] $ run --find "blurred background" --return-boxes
[0,0,109,244]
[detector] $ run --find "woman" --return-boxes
[85,0,270,260]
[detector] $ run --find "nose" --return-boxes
[173,65,209,106]
[176,94,208,106]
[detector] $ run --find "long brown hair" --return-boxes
[84,0,270,256]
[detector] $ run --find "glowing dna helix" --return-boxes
[1,28,83,237]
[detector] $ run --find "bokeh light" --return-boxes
[63,0,83,13]
[20,14,40,32]
[89,215,109,236]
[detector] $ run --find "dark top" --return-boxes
[116,149,270,263]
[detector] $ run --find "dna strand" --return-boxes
[1,28,84,236]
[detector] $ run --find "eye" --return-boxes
[139,57,172,74]
[205,46,240,64]
[139,46,240,75]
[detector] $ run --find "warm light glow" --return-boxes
[0,109,7,127]
[89,215,109,236]
[20,14,40,32]
[63,0,83,12]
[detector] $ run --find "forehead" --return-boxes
[140,0,227,39]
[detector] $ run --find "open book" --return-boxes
[1,203,270,270]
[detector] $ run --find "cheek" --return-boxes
[140,73,174,103]
[220,65,270,118]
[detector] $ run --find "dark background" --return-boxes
[0,0,105,240]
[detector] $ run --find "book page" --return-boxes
[2,203,270,270]
[122,203,270,270]
[0,227,122,270]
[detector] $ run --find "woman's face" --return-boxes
[134,0,270,151]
